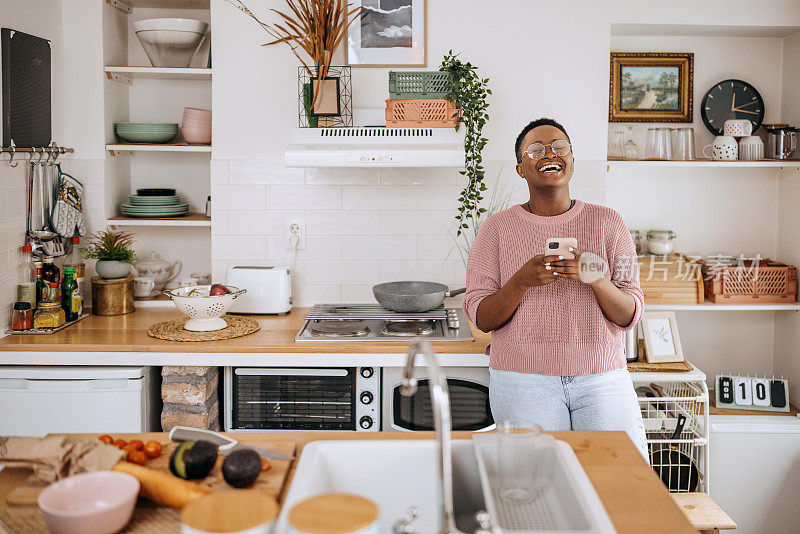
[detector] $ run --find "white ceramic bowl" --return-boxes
[38,471,139,534]
[135,28,206,67]
[164,285,246,331]
[133,18,208,33]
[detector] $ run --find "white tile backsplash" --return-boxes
[212,184,267,210]
[210,160,609,306]
[229,160,304,185]
[306,211,379,235]
[341,185,417,210]
[266,185,341,210]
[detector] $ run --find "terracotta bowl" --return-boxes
[38,471,139,534]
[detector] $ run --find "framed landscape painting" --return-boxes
[609,52,693,122]
[345,0,426,67]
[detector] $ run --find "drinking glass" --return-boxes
[609,130,625,159]
[645,128,657,159]
[623,126,639,160]
[672,127,695,160]
[496,418,543,503]
[647,128,672,159]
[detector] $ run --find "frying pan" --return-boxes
[372,281,466,313]
[650,408,700,492]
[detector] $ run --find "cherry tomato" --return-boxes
[261,457,271,472]
[129,439,144,451]
[98,434,113,445]
[127,450,147,466]
[143,441,162,459]
[113,439,127,449]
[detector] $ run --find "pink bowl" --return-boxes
[38,471,139,534]
[183,107,211,119]
[181,127,212,144]
[182,118,212,128]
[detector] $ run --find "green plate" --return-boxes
[121,204,189,211]
[115,122,179,128]
[127,196,182,205]
[116,132,178,143]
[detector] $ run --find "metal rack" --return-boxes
[632,366,710,493]
[1,142,74,167]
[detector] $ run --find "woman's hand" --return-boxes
[510,254,564,290]
[549,247,607,286]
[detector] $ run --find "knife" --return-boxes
[168,426,295,461]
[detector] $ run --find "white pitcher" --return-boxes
[132,251,182,291]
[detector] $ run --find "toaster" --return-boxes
[225,266,292,314]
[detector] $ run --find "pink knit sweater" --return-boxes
[463,201,643,375]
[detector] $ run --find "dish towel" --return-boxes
[51,165,86,237]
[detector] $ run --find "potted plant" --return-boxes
[81,229,138,279]
[226,0,360,126]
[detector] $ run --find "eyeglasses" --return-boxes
[524,139,572,160]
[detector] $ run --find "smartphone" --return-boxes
[545,238,577,260]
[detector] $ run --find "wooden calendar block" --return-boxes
[715,374,790,412]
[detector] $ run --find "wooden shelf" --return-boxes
[106,144,211,154]
[105,66,211,82]
[107,212,210,227]
[607,158,800,169]
[646,303,800,311]
[708,391,799,416]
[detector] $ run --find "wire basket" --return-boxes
[385,99,459,128]
[637,380,709,493]
[388,71,453,100]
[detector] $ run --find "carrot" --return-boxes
[113,461,211,508]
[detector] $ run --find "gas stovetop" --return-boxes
[295,304,473,342]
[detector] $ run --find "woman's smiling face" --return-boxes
[516,124,574,189]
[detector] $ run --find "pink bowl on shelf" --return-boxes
[181,127,211,144]
[183,107,211,118]
[38,471,139,534]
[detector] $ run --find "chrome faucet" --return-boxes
[401,340,457,534]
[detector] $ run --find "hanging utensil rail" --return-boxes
[2,142,74,167]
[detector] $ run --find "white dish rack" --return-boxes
[631,365,710,493]
[472,433,615,533]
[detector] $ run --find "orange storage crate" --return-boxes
[385,99,459,128]
[700,258,797,304]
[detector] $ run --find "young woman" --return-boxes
[463,117,648,458]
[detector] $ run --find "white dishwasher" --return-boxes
[0,366,161,436]
[709,414,800,534]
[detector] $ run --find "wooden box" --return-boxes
[638,254,704,305]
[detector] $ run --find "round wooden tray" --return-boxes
[147,315,260,341]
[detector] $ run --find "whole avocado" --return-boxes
[169,440,218,480]
[222,448,262,488]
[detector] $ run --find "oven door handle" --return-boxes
[234,368,349,377]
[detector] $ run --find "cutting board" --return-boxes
[5,433,296,507]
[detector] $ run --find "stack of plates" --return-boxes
[115,122,179,144]
[121,193,189,218]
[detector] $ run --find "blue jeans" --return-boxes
[489,367,649,460]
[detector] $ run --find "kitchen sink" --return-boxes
[274,439,487,533]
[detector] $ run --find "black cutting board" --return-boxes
[1,28,51,148]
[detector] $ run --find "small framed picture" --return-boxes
[609,52,693,122]
[345,0,426,67]
[309,77,341,117]
[641,311,684,363]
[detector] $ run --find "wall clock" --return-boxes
[701,79,764,135]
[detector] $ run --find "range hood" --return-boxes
[285,127,465,168]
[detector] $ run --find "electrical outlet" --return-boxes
[285,218,306,249]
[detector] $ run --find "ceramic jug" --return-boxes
[132,252,182,291]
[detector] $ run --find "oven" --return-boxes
[224,366,380,431]
[382,366,494,432]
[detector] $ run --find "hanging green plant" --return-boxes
[440,50,492,236]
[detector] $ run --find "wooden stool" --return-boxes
[671,492,736,533]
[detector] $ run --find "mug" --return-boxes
[134,277,155,297]
[177,277,200,287]
[723,119,753,137]
[739,135,765,161]
[702,135,738,161]
[191,272,212,285]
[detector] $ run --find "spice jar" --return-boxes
[34,302,65,329]
[646,229,677,255]
[629,229,642,255]
[11,302,33,331]
[40,282,61,304]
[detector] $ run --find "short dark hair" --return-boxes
[514,117,571,163]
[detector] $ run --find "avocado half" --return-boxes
[221,448,262,488]
[169,440,218,480]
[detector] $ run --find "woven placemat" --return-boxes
[628,360,694,372]
[0,499,180,534]
[147,315,260,342]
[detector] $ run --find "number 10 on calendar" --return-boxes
[715,374,790,412]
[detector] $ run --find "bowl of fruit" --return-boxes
[163,284,246,331]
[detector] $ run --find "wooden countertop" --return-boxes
[0,308,490,354]
[0,431,696,534]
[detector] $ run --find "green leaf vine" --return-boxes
[440,50,492,236]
